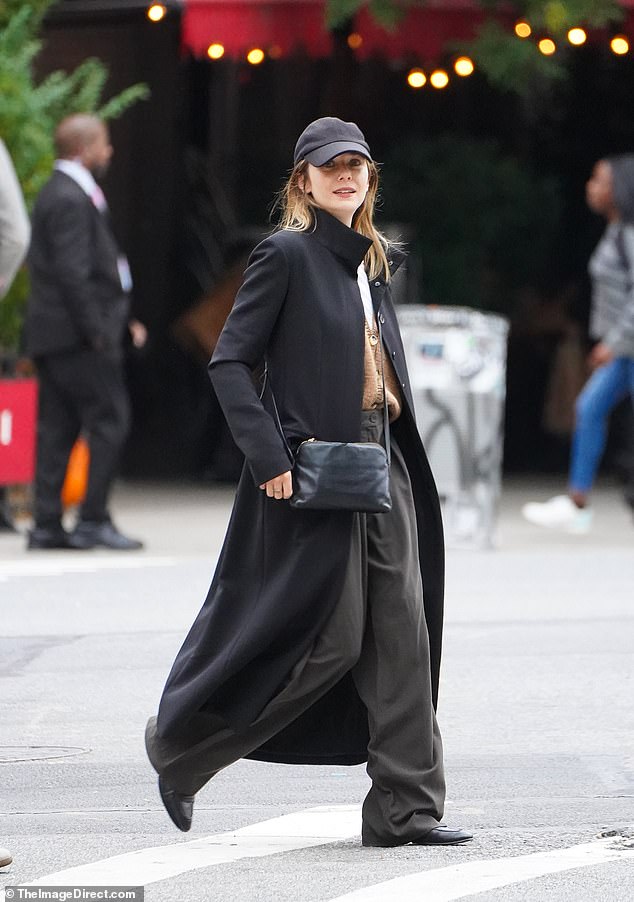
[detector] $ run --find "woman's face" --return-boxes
[586,160,615,218]
[302,153,370,226]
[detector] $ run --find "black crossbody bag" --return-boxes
[264,318,392,514]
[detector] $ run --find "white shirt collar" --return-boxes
[54,159,98,195]
[54,159,108,213]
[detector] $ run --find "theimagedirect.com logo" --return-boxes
[4,888,143,901]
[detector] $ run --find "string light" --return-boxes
[347,33,363,50]
[207,43,225,60]
[430,69,449,89]
[567,28,587,46]
[611,35,629,55]
[247,48,265,65]
[147,3,166,22]
[515,22,532,39]
[538,38,556,55]
[407,69,426,89]
[454,56,474,77]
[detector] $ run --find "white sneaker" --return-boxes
[521,495,593,534]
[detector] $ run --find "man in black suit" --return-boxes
[25,114,145,550]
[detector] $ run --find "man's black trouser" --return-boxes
[33,348,130,529]
[146,410,446,845]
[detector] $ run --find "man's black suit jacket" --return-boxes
[24,169,130,357]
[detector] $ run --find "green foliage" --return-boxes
[326,0,626,92]
[0,0,51,29]
[0,2,148,352]
[521,0,622,32]
[381,135,562,313]
[465,1,624,93]
[328,0,624,30]
[466,21,568,94]
[326,0,404,29]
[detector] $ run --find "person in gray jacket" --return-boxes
[523,155,634,532]
[0,137,29,863]
[0,138,30,298]
[0,137,31,534]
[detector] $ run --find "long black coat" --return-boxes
[157,209,445,765]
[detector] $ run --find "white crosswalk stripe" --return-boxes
[0,555,177,582]
[324,836,634,901]
[0,806,361,893]
[1,807,632,902]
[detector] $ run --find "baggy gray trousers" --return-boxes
[146,410,446,845]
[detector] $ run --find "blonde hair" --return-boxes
[275,158,391,281]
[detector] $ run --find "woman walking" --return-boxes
[523,155,634,532]
[145,118,472,848]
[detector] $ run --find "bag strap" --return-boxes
[262,317,392,463]
[377,315,391,466]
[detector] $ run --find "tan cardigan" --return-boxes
[362,319,402,421]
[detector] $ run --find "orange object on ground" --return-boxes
[61,437,90,507]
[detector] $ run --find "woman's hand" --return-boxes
[588,342,614,371]
[260,470,293,500]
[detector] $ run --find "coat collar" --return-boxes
[311,208,407,283]
[311,208,372,274]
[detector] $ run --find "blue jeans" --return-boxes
[570,357,634,493]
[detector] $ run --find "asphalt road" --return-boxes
[1,478,633,901]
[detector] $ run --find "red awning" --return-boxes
[183,0,332,58]
[352,4,497,63]
[182,0,634,61]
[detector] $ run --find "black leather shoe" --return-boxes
[69,520,144,550]
[158,775,194,832]
[27,527,75,550]
[412,825,474,846]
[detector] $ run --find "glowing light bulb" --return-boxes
[538,38,556,56]
[567,28,587,46]
[247,48,265,65]
[454,56,474,77]
[147,3,166,22]
[347,33,363,50]
[207,43,225,60]
[611,36,629,55]
[407,69,426,89]
[515,22,532,39]
[430,69,449,89]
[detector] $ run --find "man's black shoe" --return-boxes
[158,776,194,832]
[363,824,474,847]
[69,520,144,551]
[411,826,474,846]
[27,527,75,550]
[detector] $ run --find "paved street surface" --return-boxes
[1,477,633,901]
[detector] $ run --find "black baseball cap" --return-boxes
[294,117,372,167]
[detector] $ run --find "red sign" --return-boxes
[0,378,38,484]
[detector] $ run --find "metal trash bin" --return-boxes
[396,306,509,548]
